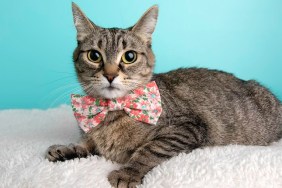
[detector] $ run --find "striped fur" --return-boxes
[46,3,282,188]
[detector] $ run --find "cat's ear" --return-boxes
[72,2,98,41]
[132,5,159,43]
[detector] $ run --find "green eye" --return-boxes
[87,50,102,63]
[122,51,137,64]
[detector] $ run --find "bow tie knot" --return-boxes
[71,81,163,132]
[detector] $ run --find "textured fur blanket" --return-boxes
[1,106,282,188]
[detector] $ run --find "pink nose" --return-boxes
[103,74,118,83]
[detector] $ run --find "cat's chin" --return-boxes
[99,87,128,99]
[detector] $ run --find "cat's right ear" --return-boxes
[132,5,159,43]
[72,2,97,41]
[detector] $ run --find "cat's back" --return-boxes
[154,67,245,89]
[153,67,250,104]
[153,68,282,145]
[153,67,278,105]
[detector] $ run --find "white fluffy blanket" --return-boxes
[1,106,282,188]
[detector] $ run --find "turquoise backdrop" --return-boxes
[1,0,281,109]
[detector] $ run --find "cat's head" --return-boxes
[71,3,158,99]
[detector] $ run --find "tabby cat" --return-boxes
[46,3,282,188]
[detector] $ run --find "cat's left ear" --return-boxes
[72,2,98,41]
[132,5,159,43]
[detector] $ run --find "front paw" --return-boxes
[108,168,142,188]
[45,144,88,162]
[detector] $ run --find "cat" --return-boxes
[46,3,282,188]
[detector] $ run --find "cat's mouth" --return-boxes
[100,85,127,99]
[102,85,121,92]
[106,86,119,91]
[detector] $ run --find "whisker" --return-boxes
[44,83,82,100]
[39,76,77,87]
[48,86,84,108]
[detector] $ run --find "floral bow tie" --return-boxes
[71,81,162,132]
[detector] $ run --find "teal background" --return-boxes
[0,0,281,109]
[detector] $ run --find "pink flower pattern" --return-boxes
[71,81,162,133]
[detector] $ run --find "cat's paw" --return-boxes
[108,168,142,188]
[45,144,88,162]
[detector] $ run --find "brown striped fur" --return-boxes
[46,3,282,188]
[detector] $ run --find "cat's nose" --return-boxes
[103,74,118,84]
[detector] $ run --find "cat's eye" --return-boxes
[87,50,102,63]
[122,51,137,64]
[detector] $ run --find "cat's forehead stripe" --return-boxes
[79,28,144,57]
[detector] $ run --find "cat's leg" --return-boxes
[108,122,206,188]
[46,137,98,162]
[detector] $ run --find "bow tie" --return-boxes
[71,81,162,133]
